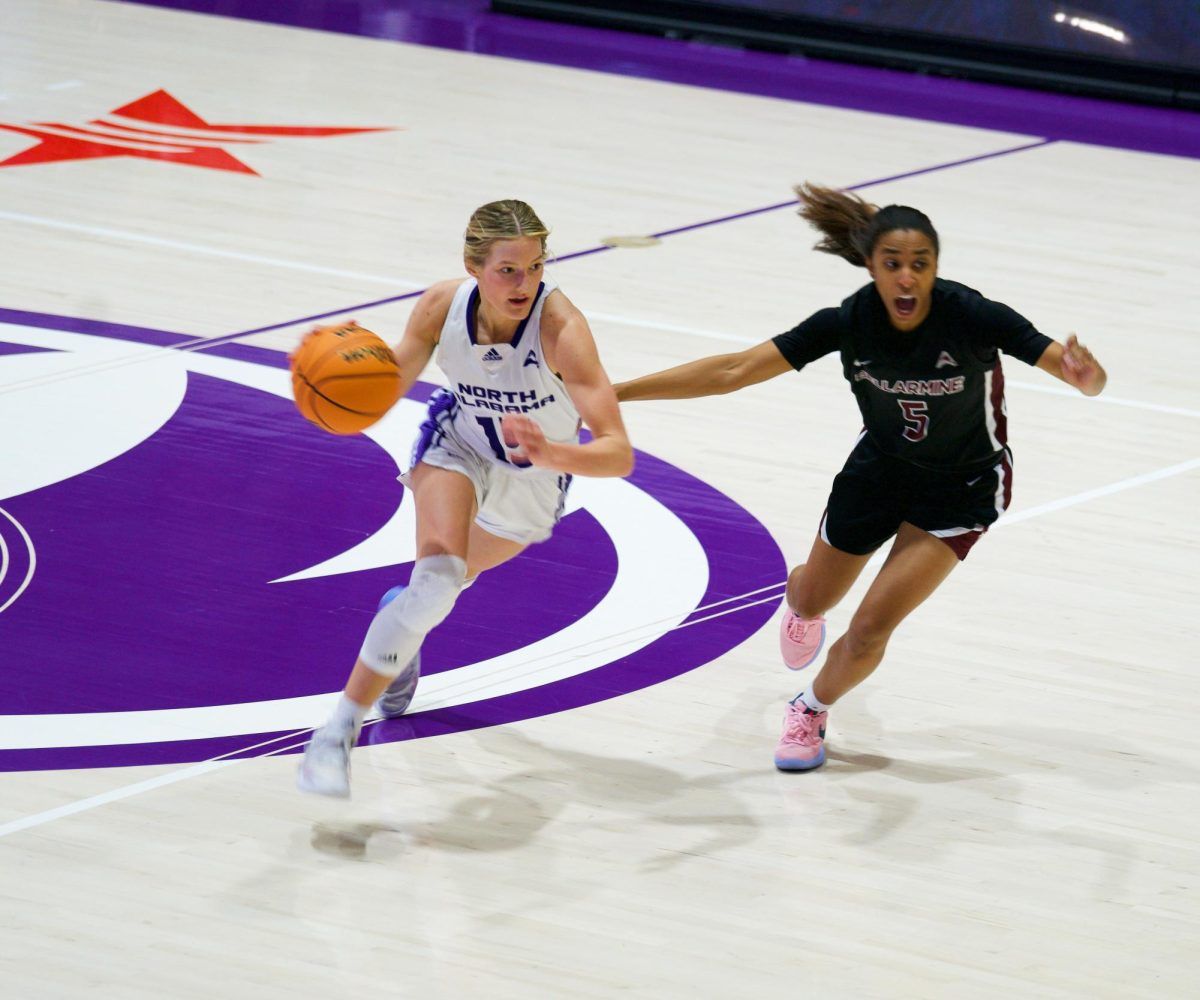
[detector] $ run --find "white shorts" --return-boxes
[402,389,572,545]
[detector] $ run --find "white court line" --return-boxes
[0,760,236,838]
[590,311,759,346]
[0,588,786,839]
[0,724,317,839]
[852,457,1200,573]
[1005,379,1200,419]
[254,591,793,762]
[996,456,1200,527]
[0,209,423,288]
[0,507,36,614]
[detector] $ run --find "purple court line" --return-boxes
[172,290,428,348]
[649,137,1056,240]
[201,136,1055,348]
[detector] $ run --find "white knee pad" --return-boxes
[360,554,467,676]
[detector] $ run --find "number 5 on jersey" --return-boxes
[898,399,930,442]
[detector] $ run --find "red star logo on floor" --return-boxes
[0,89,394,174]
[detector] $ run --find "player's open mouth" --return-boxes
[894,295,917,318]
[509,295,529,307]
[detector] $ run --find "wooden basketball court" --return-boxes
[2,2,1198,996]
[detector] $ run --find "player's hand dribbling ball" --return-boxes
[289,321,402,434]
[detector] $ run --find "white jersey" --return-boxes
[436,275,581,473]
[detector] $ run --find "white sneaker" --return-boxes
[375,650,421,719]
[296,726,353,798]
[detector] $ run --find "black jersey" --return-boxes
[772,278,1052,472]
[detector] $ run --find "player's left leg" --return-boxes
[374,522,527,719]
[465,521,528,578]
[374,469,563,724]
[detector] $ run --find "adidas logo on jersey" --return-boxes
[935,351,958,369]
[481,347,503,363]
[523,349,540,368]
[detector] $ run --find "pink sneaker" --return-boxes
[780,610,826,670]
[774,700,827,771]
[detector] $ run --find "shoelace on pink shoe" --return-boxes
[785,616,818,643]
[781,706,822,746]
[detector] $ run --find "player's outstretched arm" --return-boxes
[503,308,632,478]
[613,339,792,402]
[1036,334,1107,396]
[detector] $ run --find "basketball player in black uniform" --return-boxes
[615,182,1106,770]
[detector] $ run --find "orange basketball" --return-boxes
[289,321,402,435]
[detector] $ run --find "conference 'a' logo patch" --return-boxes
[0,89,393,174]
[0,312,784,772]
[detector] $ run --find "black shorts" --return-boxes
[820,434,1013,561]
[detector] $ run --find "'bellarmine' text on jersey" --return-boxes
[772,278,1052,473]
[436,275,581,473]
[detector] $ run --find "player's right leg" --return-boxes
[780,535,871,670]
[780,437,896,671]
[297,464,476,797]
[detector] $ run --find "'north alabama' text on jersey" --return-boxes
[772,278,1053,472]
[435,274,581,471]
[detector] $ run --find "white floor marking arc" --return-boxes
[0,346,711,751]
[0,506,36,614]
[7,444,1195,837]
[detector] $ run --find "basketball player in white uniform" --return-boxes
[299,200,633,797]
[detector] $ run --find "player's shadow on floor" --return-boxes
[310,726,766,868]
[823,746,1003,784]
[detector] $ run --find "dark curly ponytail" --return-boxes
[795,183,939,267]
